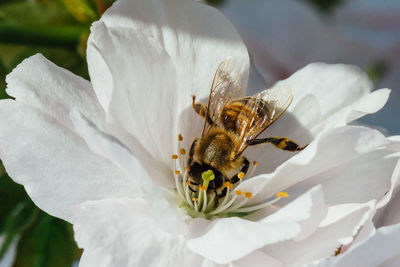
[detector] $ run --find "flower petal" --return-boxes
[0,100,138,222]
[5,54,104,129]
[187,186,326,264]
[74,198,211,267]
[327,223,400,267]
[87,0,249,168]
[231,250,283,267]
[246,63,386,175]
[70,109,186,234]
[244,126,390,205]
[262,201,376,267]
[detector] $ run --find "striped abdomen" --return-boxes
[219,97,270,135]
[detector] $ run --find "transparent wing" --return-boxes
[202,57,242,136]
[235,84,293,155]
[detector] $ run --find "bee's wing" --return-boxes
[235,85,293,155]
[202,57,242,136]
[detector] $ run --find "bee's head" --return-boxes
[188,162,223,189]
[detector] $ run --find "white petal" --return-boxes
[230,250,283,267]
[0,100,138,222]
[244,126,389,205]
[88,23,180,173]
[70,109,186,234]
[87,0,249,167]
[5,54,104,129]
[328,223,400,267]
[246,63,384,174]
[262,201,376,267]
[74,198,208,267]
[187,186,326,264]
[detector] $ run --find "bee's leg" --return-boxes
[192,96,213,125]
[213,181,219,208]
[187,138,198,167]
[250,137,307,151]
[229,157,250,184]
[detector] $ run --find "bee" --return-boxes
[188,58,306,200]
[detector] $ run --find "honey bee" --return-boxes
[188,58,306,200]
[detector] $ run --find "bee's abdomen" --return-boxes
[220,98,269,133]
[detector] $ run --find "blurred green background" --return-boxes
[0,0,396,266]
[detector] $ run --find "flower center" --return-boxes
[172,134,289,219]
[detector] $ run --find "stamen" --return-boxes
[171,154,179,159]
[224,181,233,190]
[276,192,289,198]
[235,190,243,195]
[244,192,253,199]
[175,170,180,175]
[246,161,258,179]
[238,172,245,179]
[209,195,238,215]
[201,190,208,212]
[178,134,183,141]
[180,148,186,155]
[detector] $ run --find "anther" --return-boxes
[175,170,180,175]
[224,181,233,190]
[171,154,179,159]
[192,197,198,202]
[235,190,243,195]
[178,134,183,141]
[238,172,245,179]
[244,192,253,199]
[200,185,207,191]
[186,181,190,186]
[180,148,186,155]
[253,161,258,166]
[186,166,190,172]
[276,192,289,198]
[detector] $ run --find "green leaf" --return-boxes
[0,201,39,260]
[0,1,77,25]
[0,21,88,48]
[0,173,27,232]
[12,213,79,267]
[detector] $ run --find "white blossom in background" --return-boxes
[0,0,398,266]
[220,0,400,134]
[333,0,400,135]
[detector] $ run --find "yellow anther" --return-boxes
[235,190,243,195]
[276,191,289,198]
[192,197,198,202]
[244,192,253,199]
[174,170,180,175]
[171,154,179,159]
[253,161,258,166]
[200,185,207,191]
[178,134,183,141]
[224,182,233,190]
[180,148,186,155]
[186,181,190,186]
[238,172,245,179]
[186,166,190,172]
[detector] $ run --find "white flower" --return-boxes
[0,0,398,266]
